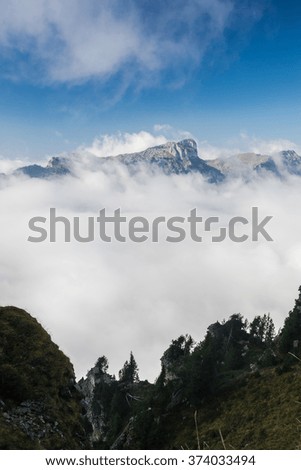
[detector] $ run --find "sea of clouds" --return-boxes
[1,130,301,381]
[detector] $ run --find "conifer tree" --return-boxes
[119,352,139,384]
[280,286,301,353]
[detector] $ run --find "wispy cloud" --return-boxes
[0,0,265,87]
[0,157,31,173]
[197,133,301,160]
[238,133,301,155]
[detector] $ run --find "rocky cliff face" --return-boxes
[77,357,153,450]
[0,306,90,449]
[78,364,114,444]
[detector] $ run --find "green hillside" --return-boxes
[0,306,90,449]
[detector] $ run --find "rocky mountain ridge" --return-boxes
[13,139,224,183]
[206,149,301,180]
[7,139,301,183]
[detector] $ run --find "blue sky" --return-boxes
[0,0,300,159]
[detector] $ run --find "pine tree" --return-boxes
[264,313,275,346]
[119,352,139,384]
[249,313,275,345]
[280,286,301,353]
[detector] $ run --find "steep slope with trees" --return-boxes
[80,288,301,450]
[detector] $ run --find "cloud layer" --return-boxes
[0,130,301,381]
[0,0,264,85]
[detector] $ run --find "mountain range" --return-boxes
[8,139,301,183]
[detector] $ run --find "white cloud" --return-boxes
[84,127,199,159]
[197,133,301,160]
[238,133,300,155]
[0,131,301,382]
[85,131,168,158]
[0,0,264,85]
[0,157,30,173]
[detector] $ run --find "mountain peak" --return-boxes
[112,138,198,161]
[107,138,223,182]
[165,138,197,152]
[177,138,197,149]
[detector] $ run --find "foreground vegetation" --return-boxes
[1,287,301,449]
[85,288,301,450]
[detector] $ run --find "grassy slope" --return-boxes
[160,366,301,450]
